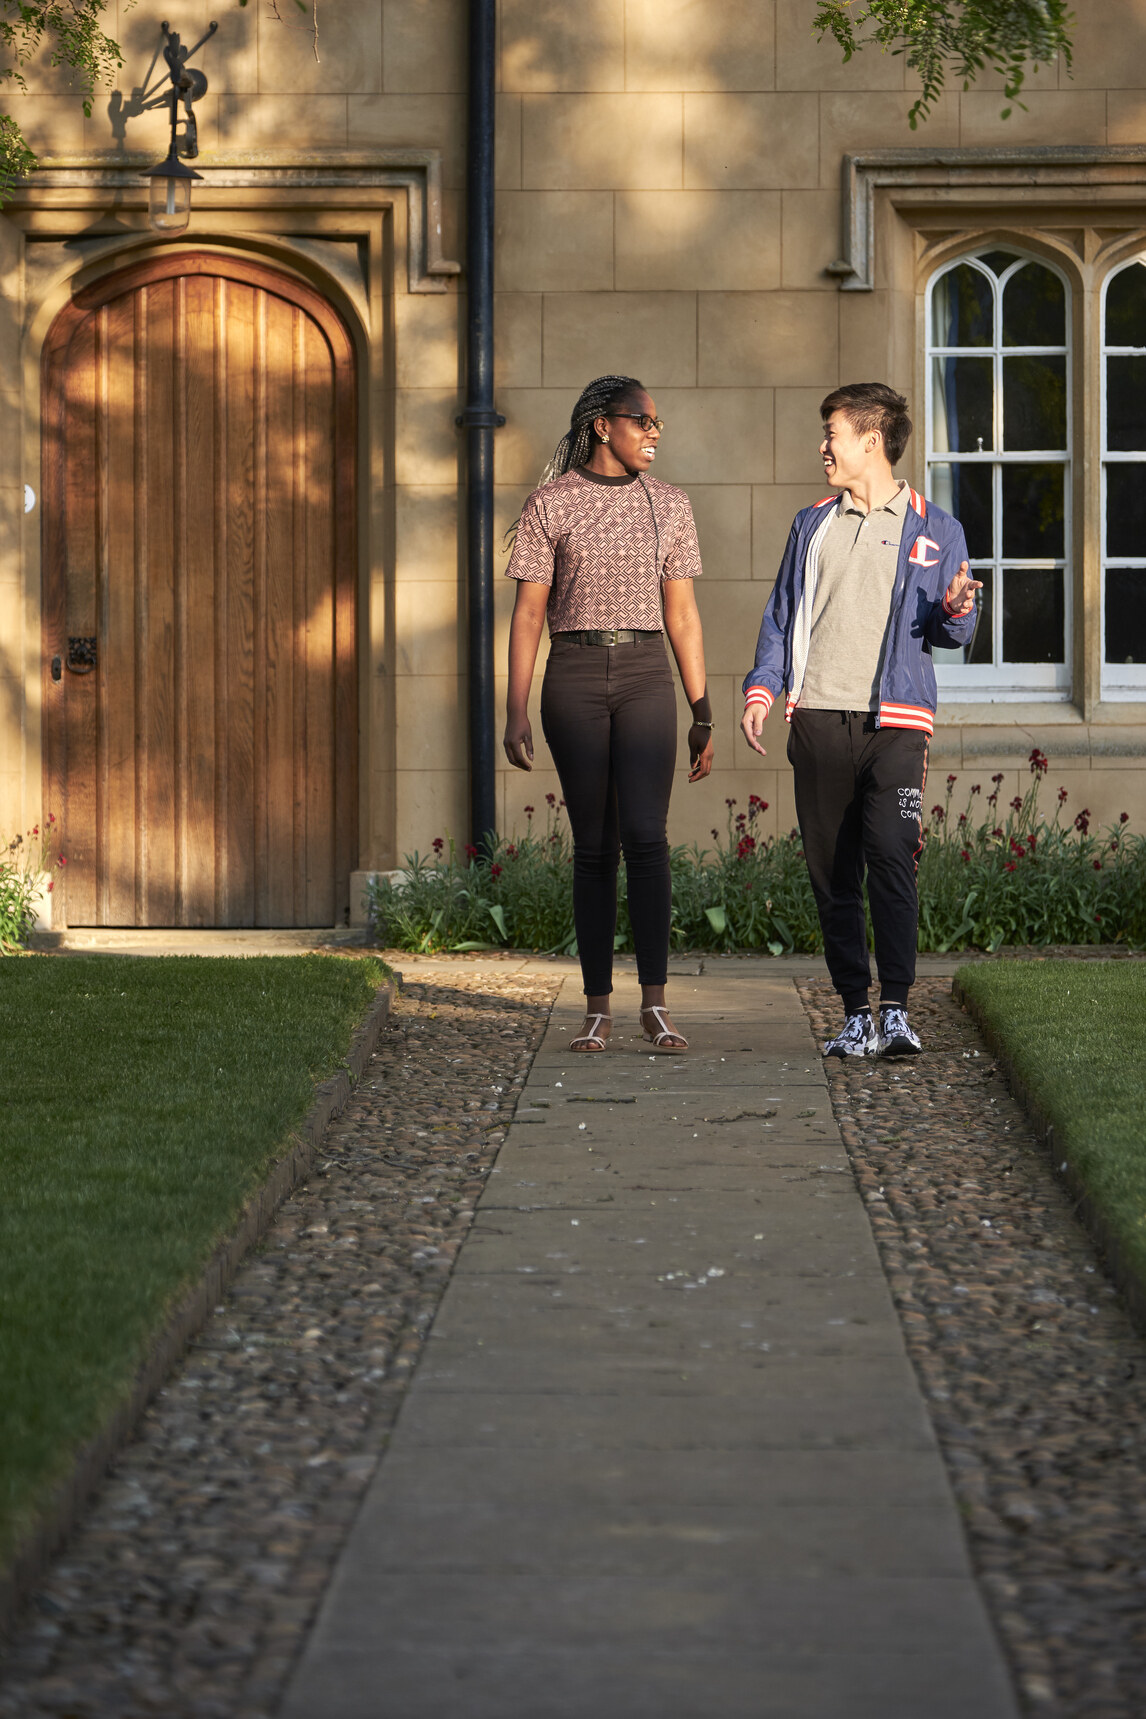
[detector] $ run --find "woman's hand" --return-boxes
[688,725,714,782]
[503,714,534,771]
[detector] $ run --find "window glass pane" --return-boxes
[1002,465,1065,558]
[1002,569,1065,663]
[980,249,1021,277]
[930,461,992,558]
[1105,569,1146,665]
[967,567,993,664]
[1106,356,1146,452]
[1105,262,1146,348]
[1106,463,1146,559]
[1003,355,1067,450]
[1003,263,1066,347]
[932,263,993,347]
[932,356,993,452]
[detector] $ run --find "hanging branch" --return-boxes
[813,0,1075,127]
[238,0,319,64]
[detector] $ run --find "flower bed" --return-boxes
[367,755,1146,956]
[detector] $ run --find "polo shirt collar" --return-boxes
[840,480,908,518]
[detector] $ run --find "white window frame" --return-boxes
[926,249,1072,700]
[1100,256,1146,698]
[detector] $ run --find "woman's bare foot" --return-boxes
[639,1005,687,1051]
[570,1012,611,1052]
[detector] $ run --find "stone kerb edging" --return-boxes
[0,977,399,1636]
[952,975,1146,1340]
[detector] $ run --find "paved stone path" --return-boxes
[282,969,1018,1719]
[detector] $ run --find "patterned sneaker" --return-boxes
[878,1006,923,1058]
[823,1011,878,1058]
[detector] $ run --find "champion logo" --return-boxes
[908,534,940,568]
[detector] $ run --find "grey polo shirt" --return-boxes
[798,480,908,713]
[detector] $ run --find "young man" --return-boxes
[740,384,979,1058]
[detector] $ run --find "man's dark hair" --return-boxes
[820,383,913,467]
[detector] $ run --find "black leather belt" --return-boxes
[554,629,662,646]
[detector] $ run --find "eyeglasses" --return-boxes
[608,413,664,433]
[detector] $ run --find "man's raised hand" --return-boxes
[945,561,983,617]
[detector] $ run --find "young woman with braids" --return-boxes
[503,375,714,1053]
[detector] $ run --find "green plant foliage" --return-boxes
[813,0,1074,125]
[368,756,1145,957]
[0,2,125,197]
[0,816,64,953]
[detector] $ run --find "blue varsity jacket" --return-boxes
[742,485,976,737]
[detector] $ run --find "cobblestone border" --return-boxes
[0,977,397,1638]
[953,975,1146,1339]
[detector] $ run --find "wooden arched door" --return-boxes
[42,253,358,927]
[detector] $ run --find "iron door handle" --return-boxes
[66,637,97,674]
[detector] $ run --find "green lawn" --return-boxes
[956,960,1146,1288]
[0,953,388,1562]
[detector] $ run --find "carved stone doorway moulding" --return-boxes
[827,146,1146,292]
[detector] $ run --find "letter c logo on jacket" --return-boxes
[908,534,940,568]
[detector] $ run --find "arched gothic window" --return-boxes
[926,249,1071,696]
[1102,260,1146,696]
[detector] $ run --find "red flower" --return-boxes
[47,813,56,825]
[992,773,1005,785]
[545,793,556,806]
[524,805,534,818]
[505,844,517,858]
[711,829,720,841]
[1120,811,1130,823]
[737,835,756,858]
[31,825,38,836]
[1027,833,1037,849]
[490,863,503,878]
[931,806,945,823]
[1010,797,1023,813]
[725,798,737,810]
[1095,914,1103,925]
[464,843,478,859]
[992,827,1003,839]
[970,783,981,795]
[946,773,957,787]
[1029,748,1048,776]
[958,812,967,825]
[1009,836,1024,855]
[735,812,746,827]
[1058,787,1069,805]
[1074,810,1090,836]
[1093,859,1102,871]
[58,853,67,866]
[432,836,444,854]
[1005,861,1017,872]
[46,880,54,893]
[960,849,970,863]
[987,793,998,808]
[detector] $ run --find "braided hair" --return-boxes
[504,374,645,551]
[541,373,646,482]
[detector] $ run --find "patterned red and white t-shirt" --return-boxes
[505,468,702,633]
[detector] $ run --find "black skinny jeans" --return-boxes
[541,634,677,998]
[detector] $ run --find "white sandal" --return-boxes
[639,1006,688,1052]
[570,1013,611,1052]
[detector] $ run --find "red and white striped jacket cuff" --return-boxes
[743,687,774,715]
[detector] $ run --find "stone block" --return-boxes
[616,191,782,292]
[258,0,381,93]
[694,578,777,670]
[383,0,465,93]
[819,92,958,179]
[495,193,615,292]
[780,189,840,290]
[647,389,774,485]
[496,94,523,189]
[9,95,85,153]
[348,93,464,187]
[395,389,462,487]
[523,94,683,190]
[686,486,752,582]
[395,486,460,583]
[541,292,697,388]
[395,767,467,851]
[624,0,776,92]
[217,93,348,148]
[958,89,1109,147]
[501,0,625,92]
[1063,5,1146,88]
[394,577,462,678]
[774,389,833,485]
[777,3,905,90]
[396,675,467,771]
[684,93,819,189]
[495,389,576,486]
[495,294,543,388]
[395,291,462,390]
[753,485,824,577]
[699,292,838,388]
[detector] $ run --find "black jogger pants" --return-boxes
[788,708,930,1013]
[541,634,677,998]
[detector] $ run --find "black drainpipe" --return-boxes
[458,0,503,851]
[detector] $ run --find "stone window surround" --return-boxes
[828,146,1146,726]
[5,148,462,868]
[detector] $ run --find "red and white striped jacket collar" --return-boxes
[811,486,927,519]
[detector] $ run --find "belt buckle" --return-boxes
[603,628,617,647]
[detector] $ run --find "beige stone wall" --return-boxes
[3,0,1146,886]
